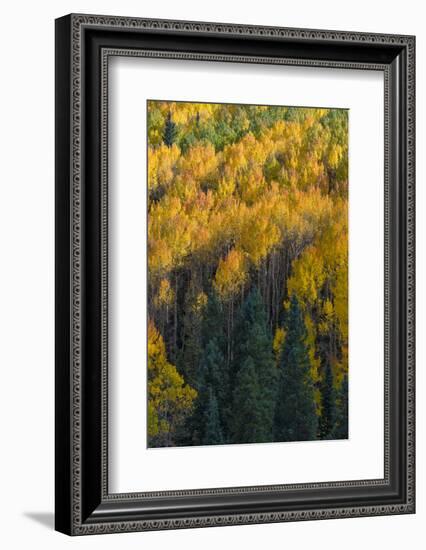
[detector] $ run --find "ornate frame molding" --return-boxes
[55,14,415,535]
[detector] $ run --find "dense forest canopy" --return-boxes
[147,100,348,447]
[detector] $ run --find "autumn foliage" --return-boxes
[147,100,348,447]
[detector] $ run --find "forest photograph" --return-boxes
[147,99,349,448]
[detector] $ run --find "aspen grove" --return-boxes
[147,101,348,447]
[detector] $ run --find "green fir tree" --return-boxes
[178,282,204,388]
[202,291,226,353]
[231,357,262,443]
[332,374,348,439]
[274,295,318,442]
[202,389,224,445]
[191,338,226,445]
[163,111,177,147]
[318,361,336,439]
[231,289,277,442]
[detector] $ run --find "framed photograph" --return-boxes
[55,14,415,535]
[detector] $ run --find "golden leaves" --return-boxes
[288,246,326,305]
[214,248,247,299]
[147,321,197,440]
[192,291,208,313]
[148,144,180,191]
[177,143,219,184]
[154,278,175,307]
[147,102,348,388]
[273,327,286,359]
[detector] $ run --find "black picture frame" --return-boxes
[55,13,415,535]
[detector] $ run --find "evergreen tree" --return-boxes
[274,296,318,442]
[202,389,224,445]
[232,288,273,376]
[178,282,204,388]
[190,338,227,445]
[201,338,227,411]
[332,374,348,439]
[318,360,336,439]
[163,111,177,147]
[231,357,262,443]
[231,289,277,442]
[202,291,226,353]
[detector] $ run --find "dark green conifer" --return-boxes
[191,338,226,445]
[202,292,226,352]
[163,111,177,147]
[231,289,277,442]
[231,357,262,443]
[274,295,318,442]
[318,360,336,439]
[202,389,224,445]
[179,282,209,388]
[332,374,348,439]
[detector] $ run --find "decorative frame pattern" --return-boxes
[55,14,415,536]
